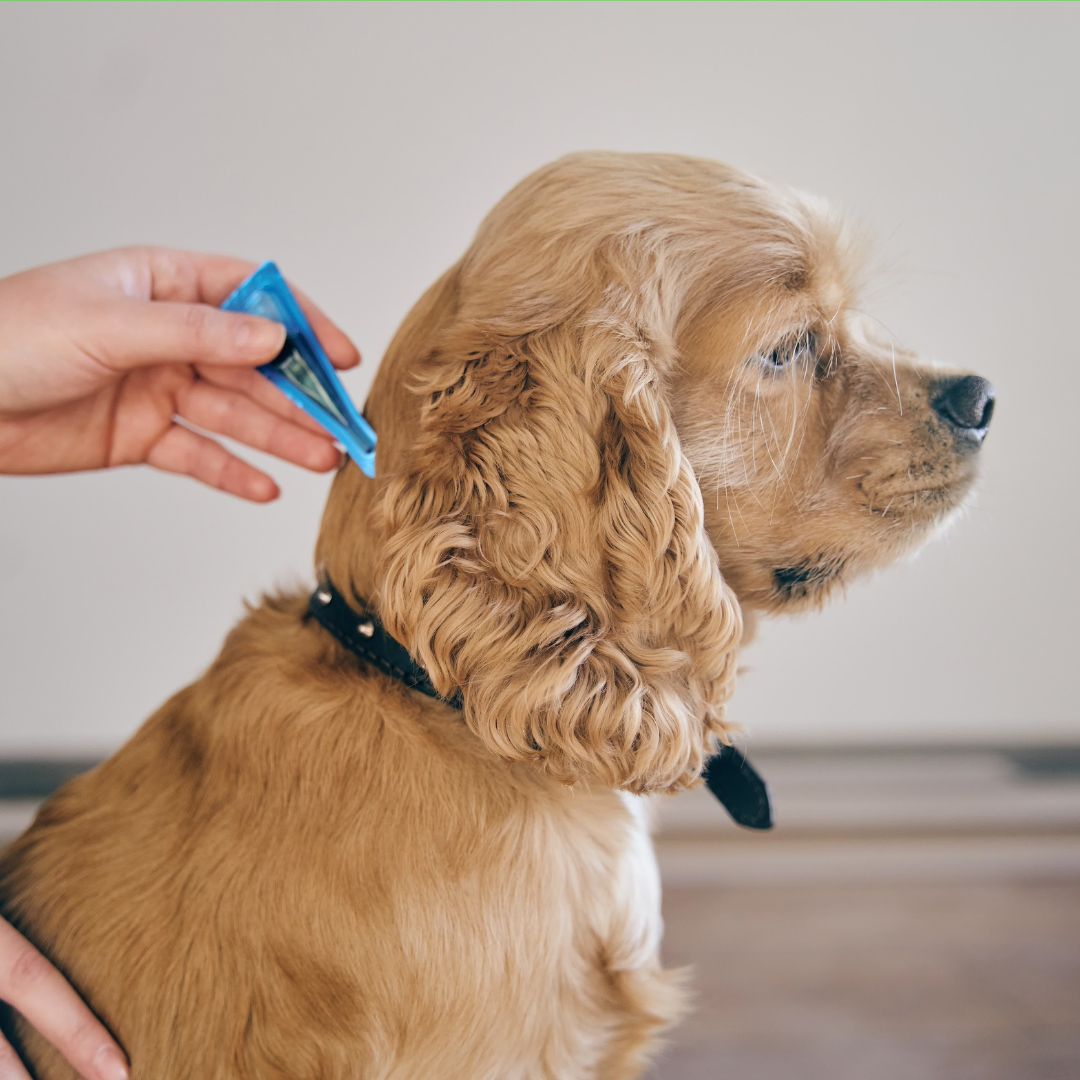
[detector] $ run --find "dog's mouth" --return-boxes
[767,468,975,606]
[863,483,968,519]
[856,460,978,524]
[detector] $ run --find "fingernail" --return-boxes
[235,318,285,357]
[92,1044,130,1080]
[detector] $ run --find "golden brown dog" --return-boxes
[0,153,994,1078]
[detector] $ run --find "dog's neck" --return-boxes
[314,268,459,610]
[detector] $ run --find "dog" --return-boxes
[0,152,994,1078]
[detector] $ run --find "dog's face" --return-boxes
[672,227,993,613]
[338,152,993,794]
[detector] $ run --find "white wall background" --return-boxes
[0,3,1076,755]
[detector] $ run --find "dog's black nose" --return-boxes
[932,375,995,445]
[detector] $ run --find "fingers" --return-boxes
[146,423,279,503]
[0,918,128,1080]
[195,365,328,436]
[175,381,341,473]
[0,1033,31,1080]
[140,249,258,307]
[138,248,361,370]
[89,299,286,372]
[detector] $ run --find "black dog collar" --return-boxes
[307,581,772,831]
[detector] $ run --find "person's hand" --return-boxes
[0,914,128,1080]
[0,247,361,501]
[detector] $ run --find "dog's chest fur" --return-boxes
[0,598,683,1079]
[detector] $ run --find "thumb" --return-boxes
[90,299,286,371]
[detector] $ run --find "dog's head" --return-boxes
[321,152,993,794]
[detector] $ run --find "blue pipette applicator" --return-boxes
[221,262,376,478]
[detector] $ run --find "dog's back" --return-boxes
[0,595,681,1078]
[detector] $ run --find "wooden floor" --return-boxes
[648,749,1080,1079]
[654,878,1080,1080]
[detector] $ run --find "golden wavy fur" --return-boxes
[1,153,990,1077]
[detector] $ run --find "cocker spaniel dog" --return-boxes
[0,152,994,1078]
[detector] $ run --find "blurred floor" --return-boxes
[3,749,1080,1079]
[655,878,1079,1080]
[650,749,1080,1080]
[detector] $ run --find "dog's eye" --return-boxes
[759,332,817,372]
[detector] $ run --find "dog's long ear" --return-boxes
[377,298,741,794]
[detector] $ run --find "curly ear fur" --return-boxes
[378,288,742,794]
